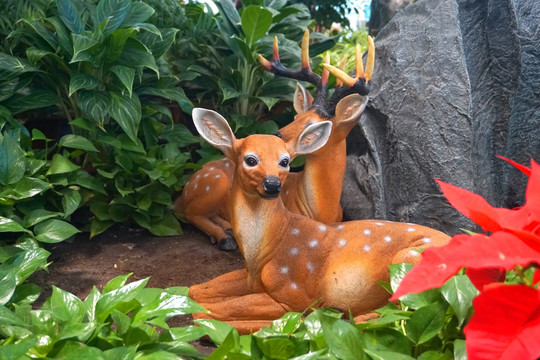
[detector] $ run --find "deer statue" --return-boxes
[174,30,375,251]
[188,108,451,334]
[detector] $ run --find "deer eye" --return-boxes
[278,156,290,169]
[244,155,259,167]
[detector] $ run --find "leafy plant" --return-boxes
[0,0,198,237]
[170,0,336,139]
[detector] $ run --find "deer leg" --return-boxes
[193,292,290,335]
[189,269,250,304]
[209,215,237,251]
[184,214,236,250]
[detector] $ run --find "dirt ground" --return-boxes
[30,223,244,356]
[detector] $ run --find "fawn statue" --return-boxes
[188,108,451,334]
[174,30,376,251]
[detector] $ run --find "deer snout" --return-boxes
[262,176,281,198]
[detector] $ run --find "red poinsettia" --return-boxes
[390,158,540,360]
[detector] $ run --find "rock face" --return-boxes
[342,0,540,235]
[368,0,413,35]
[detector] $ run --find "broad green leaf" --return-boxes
[0,78,19,102]
[69,73,99,96]
[169,325,208,343]
[84,286,101,322]
[4,177,51,201]
[57,0,84,33]
[103,273,132,294]
[31,129,52,141]
[270,312,303,333]
[0,274,16,305]
[138,27,178,60]
[255,96,280,111]
[319,311,365,360]
[53,340,105,359]
[0,305,26,326]
[145,212,182,236]
[0,334,36,358]
[194,319,235,346]
[133,23,161,37]
[26,48,60,66]
[117,38,159,75]
[111,309,131,335]
[71,34,98,63]
[109,92,141,143]
[5,89,58,115]
[0,217,31,234]
[34,219,80,243]
[441,275,478,326]
[76,171,106,195]
[141,86,193,114]
[417,350,453,360]
[0,248,50,284]
[47,286,85,322]
[364,350,415,360]
[58,322,96,342]
[390,263,414,293]
[94,0,132,34]
[454,339,467,360]
[10,283,42,305]
[69,117,93,131]
[59,134,98,152]
[110,65,135,97]
[361,327,412,354]
[0,131,25,185]
[132,293,205,326]
[218,78,242,102]
[46,15,73,55]
[95,278,149,321]
[46,154,79,175]
[77,90,110,123]
[255,337,296,359]
[241,6,273,46]
[217,0,241,33]
[61,188,82,216]
[137,350,182,360]
[23,209,62,227]
[0,53,38,80]
[19,19,58,50]
[122,2,155,26]
[404,302,448,345]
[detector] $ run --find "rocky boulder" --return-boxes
[342,0,540,235]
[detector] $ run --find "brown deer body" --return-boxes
[174,31,374,250]
[188,108,451,334]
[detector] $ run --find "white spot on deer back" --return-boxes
[363,245,371,252]
[280,266,289,274]
[384,236,392,243]
[290,247,299,256]
[309,240,318,248]
[338,239,347,247]
[291,228,300,235]
[363,229,371,236]
[318,224,327,232]
[336,224,344,230]
[307,262,315,273]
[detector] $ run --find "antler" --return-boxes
[258,30,330,107]
[259,31,375,117]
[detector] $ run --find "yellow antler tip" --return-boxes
[258,54,272,71]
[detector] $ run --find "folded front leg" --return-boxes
[194,292,291,335]
[189,269,250,304]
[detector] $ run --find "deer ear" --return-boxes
[334,94,368,125]
[291,120,332,157]
[293,83,314,114]
[192,108,236,158]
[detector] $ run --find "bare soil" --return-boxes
[30,224,244,356]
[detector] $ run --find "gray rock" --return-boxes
[342,0,540,236]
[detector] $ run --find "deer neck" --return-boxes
[298,138,347,222]
[228,182,291,290]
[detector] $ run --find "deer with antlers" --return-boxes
[188,108,451,334]
[174,30,375,251]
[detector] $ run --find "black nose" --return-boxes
[263,176,281,196]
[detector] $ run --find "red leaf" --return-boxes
[466,268,506,291]
[436,179,502,232]
[496,155,532,177]
[465,285,540,360]
[391,232,540,300]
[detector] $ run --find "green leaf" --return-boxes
[10,283,42,305]
[61,188,82,216]
[94,0,132,34]
[218,79,242,102]
[110,65,135,97]
[0,131,25,185]
[139,27,178,60]
[53,340,105,359]
[441,275,478,326]
[34,219,80,243]
[69,117,93,131]
[141,86,193,114]
[145,212,182,236]
[218,0,241,33]
[255,337,296,359]
[109,92,141,143]
[95,278,149,322]
[0,274,16,305]
[69,73,99,96]
[132,293,205,326]
[364,350,415,360]
[57,0,84,33]
[5,89,58,115]
[59,134,99,152]
[194,319,234,346]
[117,38,159,74]
[103,273,132,293]
[0,305,27,326]
[77,90,110,123]
[319,311,365,360]
[0,334,36,358]
[0,217,31,234]
[46,154,80,175]
[0,248,50,284]
[255,96,280,111]
[2,177,51,201]
[241,6,273,46]
[361,327,412,354]
[47,286,85,322]
[23,209,62,227]
[0,53,38,80]
[454,339,467,360]
[404,302,447,345]
[46,15,73,55]
[270,312,303,333]
[122,2,155,26]
[71,34,98,63]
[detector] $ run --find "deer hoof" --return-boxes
[209,236,217,245]
[218,237,238,252]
